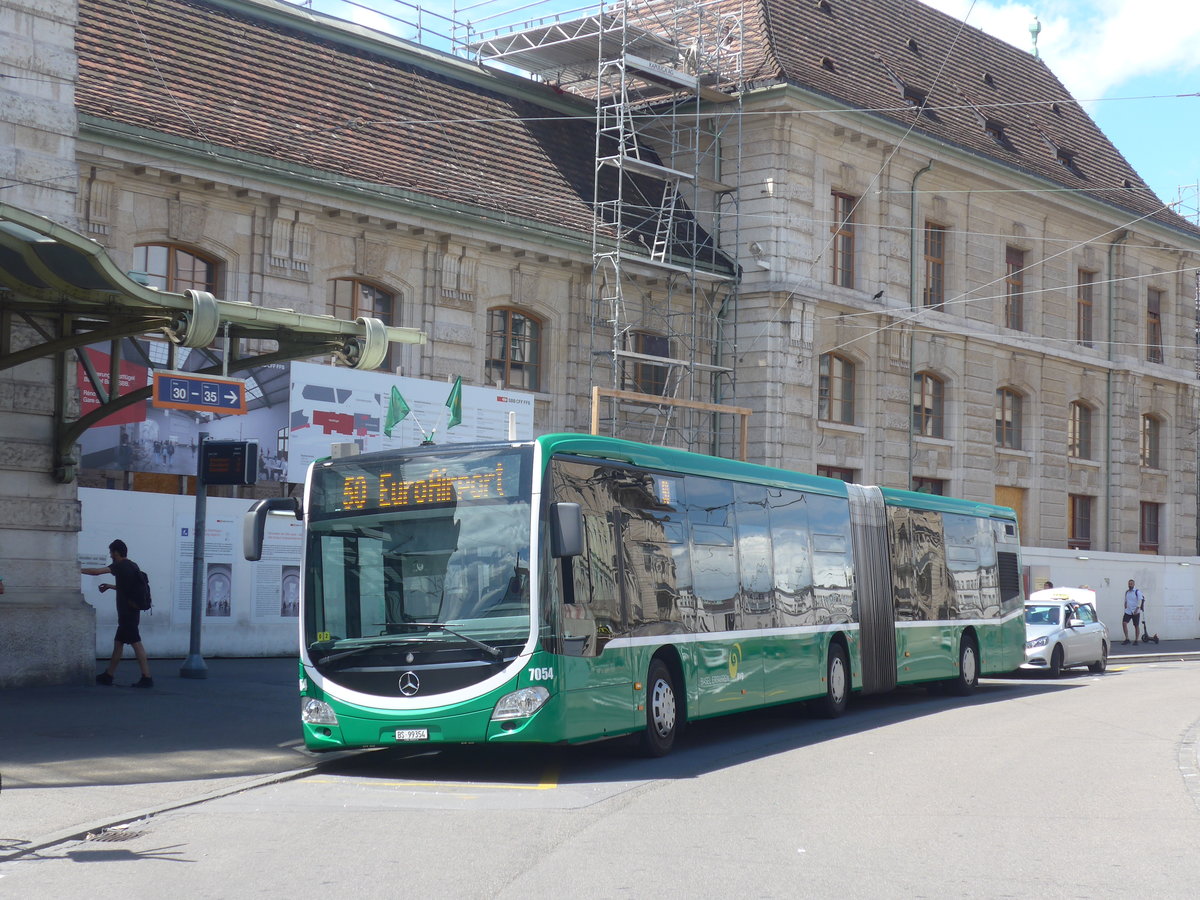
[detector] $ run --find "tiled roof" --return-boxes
[728,0,1197,236]
[75,0,605,239]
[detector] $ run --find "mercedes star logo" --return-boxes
[399,671,420,696]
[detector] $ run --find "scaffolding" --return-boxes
[461,0,744,456]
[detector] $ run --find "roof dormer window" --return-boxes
[984,118,1010,148]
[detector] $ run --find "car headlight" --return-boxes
[492,686,549,720]
[1026,636,1048,649]
[302,698,338,725]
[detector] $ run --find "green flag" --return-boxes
[383,385,410,437]
[445,376,463,429]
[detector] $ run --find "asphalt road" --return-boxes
[3,658,1199,898]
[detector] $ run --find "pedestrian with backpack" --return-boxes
[82,539,153,688]
[1121,578,1145,646]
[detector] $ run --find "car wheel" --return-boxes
[1049,644,1064,678]
[639,658,679,757]
[949,633,979,696]
[1088,641,1108,674]
[815,642,850,718]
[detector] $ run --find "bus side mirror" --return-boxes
[244,497,303,561]
[549,502,583,558]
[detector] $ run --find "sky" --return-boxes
[925,1,1200,218]
[299,0,1200,220]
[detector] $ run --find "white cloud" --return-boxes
[923,0,1200,100]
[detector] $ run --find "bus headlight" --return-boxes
[302,698,339,725]
[492,686,549,720]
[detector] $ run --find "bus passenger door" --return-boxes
[553,464,635,741]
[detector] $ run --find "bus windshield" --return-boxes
[304,447,532,663]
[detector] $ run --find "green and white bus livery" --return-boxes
[244,433,1026,756]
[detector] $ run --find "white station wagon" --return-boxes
[1022,588,1109,676]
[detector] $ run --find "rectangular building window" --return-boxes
[1068,402,1092,459]
[1147,288,1164,363]
[1077,269,1094,347]
[912,477,946,495]
[923,223,946,307]
[818,353,855,424]
[1139,502,1161,553]
[831,192,856,288]
[995,388,1023,450]
[817,465,856,483]
[1004,246,1025,331]
[1068,494,1092,550]
[1141,415,1161,468]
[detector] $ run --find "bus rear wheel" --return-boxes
[949,634,979,695]
[640,659,679,757]
[815,642,850,718]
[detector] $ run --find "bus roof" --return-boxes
[536,433,1017,520]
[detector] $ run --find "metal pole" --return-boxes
[180,431,208,678]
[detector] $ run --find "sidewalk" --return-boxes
[3,642,1199,861]
[1107,636,1200,663]
[0,657,315,862]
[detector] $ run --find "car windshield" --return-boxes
[1024,604,1061,626]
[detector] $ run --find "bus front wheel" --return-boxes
[640,659,679,757]
[815,642,850,718]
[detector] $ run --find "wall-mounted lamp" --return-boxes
[1179,562,1191,567]
[1075,555,1089,561]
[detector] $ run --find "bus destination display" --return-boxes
[312,450,524,517]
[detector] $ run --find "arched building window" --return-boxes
[487,307,542,391]
[132,244,217,293]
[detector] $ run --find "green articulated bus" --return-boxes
[245,433,1026,756]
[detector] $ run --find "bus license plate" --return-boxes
[395,728,429,742]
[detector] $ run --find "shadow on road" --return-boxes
[314,674,1093,787]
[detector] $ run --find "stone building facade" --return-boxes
[3,0,1198,684]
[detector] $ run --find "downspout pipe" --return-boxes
[1105,230,1130,550]
[908,161,934,489]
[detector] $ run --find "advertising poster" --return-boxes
[287,361,535,482]
[77,338,288,479]
[174,512,240,621]
[252,514,305,621]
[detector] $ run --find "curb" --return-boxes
[0,765,317,864]
[1110,652,1200,665]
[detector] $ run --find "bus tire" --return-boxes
[950,634,979,695]
[639,659,679,757]
[815,642,850,718]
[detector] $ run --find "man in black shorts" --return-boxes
[82,539,153,688]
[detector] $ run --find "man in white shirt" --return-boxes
[1122,579,1145,645]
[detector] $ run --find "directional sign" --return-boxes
[152,371,248,415]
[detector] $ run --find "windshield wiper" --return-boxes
[313,638,416,668]
[404,622,505,661]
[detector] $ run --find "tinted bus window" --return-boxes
[807,493,854,623]
[734,482,774,622]
[686,475,737,630]
[768,487,812,623]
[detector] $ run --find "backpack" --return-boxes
[133,566,153,612]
